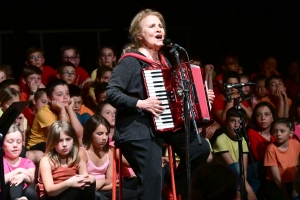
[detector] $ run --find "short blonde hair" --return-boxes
[123,9,166,54]
[6,124,23,141]
[45,121,79,169]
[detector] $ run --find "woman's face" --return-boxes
[138,15,165,50]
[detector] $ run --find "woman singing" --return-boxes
[106,9,213,200]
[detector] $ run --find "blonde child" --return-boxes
[3,124,37,200]
[38,121,95,200]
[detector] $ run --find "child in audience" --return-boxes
[250,56,280,81]
[94,82,108,104]
[3,124,38,200]
[0,79,20,92]
[20,65,45,101]
[79,115,137,200]
[247,102,277,196]
[265,75,291,118]
[24,46,56,87]
[212,71,252,125]
[251,74,273,109]
[95,101,116,140]
[59,45,92,88]
[213,107,256,200]
[27,79,83,153]
[213,54,243,95]
[284,61,300,100]
[91,46,117,81]
[38,121,95,200]
[264,118,300,200]
[0,64,8,83]
[56,62,76,85]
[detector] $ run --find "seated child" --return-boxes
[56,62,76,85]
[265,75,292,118]
[264,118,300,200]
[213,107,256,200]
[27,79,84,153]
[23,46,56,88]
[3,124,38,200]
[250,56,280,81]
[38,121,95,200]
[20,65,45,101]
[79,115,137,200]
[212,71,252,126]
[251,74,273,109]
[94,82,108,104]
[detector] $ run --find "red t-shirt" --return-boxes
[247,128,275,162]
[213,74,223,95]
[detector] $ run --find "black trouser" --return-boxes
[40,181,96,200]
[5,182,38,200]
[119,130,210,200]
[262,179,292,200]
[95,188,137,200]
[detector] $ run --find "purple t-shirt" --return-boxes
[4,157,35,188]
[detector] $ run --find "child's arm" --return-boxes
[269,166,285,191]
[65,98,83,146]
[4,168,30,184]
[205,64,214,90]
[97,148,114,191]
[78,149,95,186]
[281,91,289,118]
[239,103,252,120]
[9,167,35,186]
[40,156,86,196]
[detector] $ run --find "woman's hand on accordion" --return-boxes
[207,89,215,104]
[136,97,165,118]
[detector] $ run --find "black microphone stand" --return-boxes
[168,45,201,200]
[231,88,258,200]
[0,101,30,200]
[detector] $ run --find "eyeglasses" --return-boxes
[63,57,77,61]
[29,55,43,60]
[61,71,76,77]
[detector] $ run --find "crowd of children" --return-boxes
[1,44,300,200]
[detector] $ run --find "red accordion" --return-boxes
[142,62,213,132]
[119,53,213,133]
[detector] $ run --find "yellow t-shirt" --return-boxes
[27,105,58,149]
[213,133,248,162]
[91,69,97,81]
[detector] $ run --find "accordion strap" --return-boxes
[119,53,169,68]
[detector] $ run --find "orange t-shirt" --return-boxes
[38,163,78,197]
[264,139,300,182]
[79,104,94,116]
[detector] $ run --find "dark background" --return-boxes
[1,0,300,78]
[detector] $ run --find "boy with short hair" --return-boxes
[24,46,56,86]
[265,75,292,118]
[57,62,76,84]
[94,82,108,104]
[20,65,45,101]
[213,107,256,199]
[68,84,93,116]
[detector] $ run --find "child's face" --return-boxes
[97,71,112,83]
[26,52,45,68]
[25,74,42,87]
[262,58,277,72]
[34,93,48,111]
[72,96,82,112]
[51,85,70,107]
[267,78,285,94]
[59,66,76,84]
[240,77,250,95]
[255,106,273,130]
[92,124,109,148]
[223,57,240,72]
[1,95,20,112]
[96,92,106,103]
[226,78,239,94]
[254,80,267,98]
[3,131,22,159]
[0,71,7,83]
[9,85,20,93]
[273,123,293,146]
[99,48,116,67]
[62,49,77,66]
[226,116,241,138]
[101,104,116,127]
[55,132,74,158]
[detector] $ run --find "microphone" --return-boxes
[224,82,257,89]
[163,39,185,51]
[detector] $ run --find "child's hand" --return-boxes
[10,174,26,186]
[66,98,75,111]
[204,64,214,75]
[28,81,38,93]
[14,113,24,128]
[280,90,288,102]
[207,89,215,104]
[39,83,46,88]
[51,100,65,112]
[67,175,86,188]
